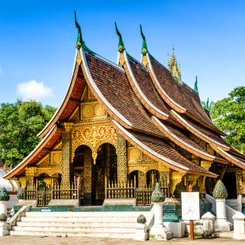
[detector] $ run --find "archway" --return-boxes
[223,172,237,199]
[146,170,160,187]
[34,173,50,190]
[72,145,93,205]
[129,171,139,187]
[92,143,117,205]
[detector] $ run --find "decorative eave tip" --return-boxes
[140,24,148,55]
[115,22,125,53]
[74,10,82,50]
[205,97,210,111]
[194,76,199,94]
[74,10,93,53]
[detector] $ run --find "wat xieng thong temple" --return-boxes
[4,15,245,208]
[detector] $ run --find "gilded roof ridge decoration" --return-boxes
[123,51,169,120]
[112,120,217,178]
[151,116,215,161]
[167,46,182,80]
[171,110,230,151]
[4,125,58,180]
[79,49,134,129]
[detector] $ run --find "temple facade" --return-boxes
[4,19,245,208]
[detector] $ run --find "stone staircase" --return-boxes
[10,211,150,238]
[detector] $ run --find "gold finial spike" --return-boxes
[168,46,181,80]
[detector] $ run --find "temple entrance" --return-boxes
[73,145,92,205]
[92,143,117,205]
[223,172,237,199]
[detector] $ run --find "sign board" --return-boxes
[181,192,200,220]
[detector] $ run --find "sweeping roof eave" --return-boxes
[146,53,225,136]
[4,125,61,180]
[112,120,217,178]
[37,51,84,139]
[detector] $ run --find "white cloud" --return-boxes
[17,80,53,101]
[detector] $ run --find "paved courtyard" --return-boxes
[0,236,244,245]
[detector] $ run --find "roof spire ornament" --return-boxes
[74,11,92,52]
[140,24,148,56]
[205,97,210,111]
[74,10,82,50]
[115,22,125,53]
[194,76,199,94]
[168,46,182,81]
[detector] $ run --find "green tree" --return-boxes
[0,100,56,167]
[210,86,245,153]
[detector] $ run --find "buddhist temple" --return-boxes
[4,14,245,209]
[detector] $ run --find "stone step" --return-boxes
[25,211,146,217]
[10,230,134,238]
[12,225,133,233]
[17,221,135,228]
[10,211,150,238]
[21,216,136,223]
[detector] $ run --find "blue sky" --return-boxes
[0,0,245,107]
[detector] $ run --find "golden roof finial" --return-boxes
[168,46,181,80]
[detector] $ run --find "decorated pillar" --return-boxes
[61,122,73,189]
[25,167,36,190]
[116,134,127,183]
[138,171,146,187]
[200,160,212,195]
[170,171,185,197]
[83,148,93,205]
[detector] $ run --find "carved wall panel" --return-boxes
[72,122,117,161]
[128,162,168,174]
[81,102,107,121]
[36,166,62,177]
[52,152,62,165]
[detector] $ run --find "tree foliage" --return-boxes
[0,100,56,167]
[211,86,245,153]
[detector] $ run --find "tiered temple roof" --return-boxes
[4,19,245,180]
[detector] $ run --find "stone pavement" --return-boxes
[0,236,244,245]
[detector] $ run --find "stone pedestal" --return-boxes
[214,198,231,231]
[135,223,148,241]
[164,221,186,237]
[0,222,9,236]
[162,197,181,222]
[202,211,215,238]
[233,212,245,240]
[149,202,172,240]
[0,201,7,215]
